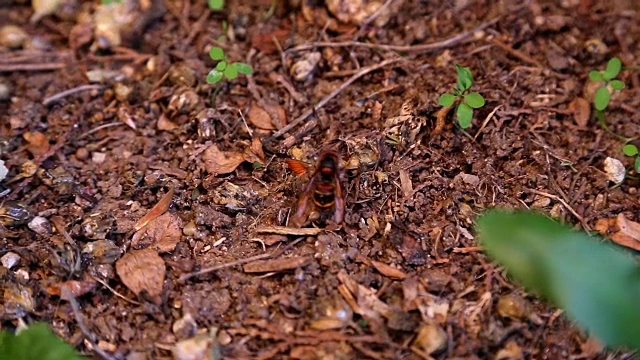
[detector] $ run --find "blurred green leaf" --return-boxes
[610,79,625,90]
[224,64,238,80]
[464,92,485,109]
[0,323,84,360]
[635,157,640,173]
[215,61,227,71]
[208,0,224,10]
[623,144,638,157]
[235,62,253,75]
[603,57,622,81]
[588,71,603,82]
[456,103,473,128]
[455,64,473,91]
[477,210,640,350]
[206,69,224,84]
[593,86,610,111]
[209,47,225,61]
[438,93,456,107]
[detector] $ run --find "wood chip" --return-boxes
[594,213,640,251]
[398,169,413,199]
[568,97,590,128]
[243,256,312,273]
[23,131,50,158]
[46,279,97,298]
[116,248,166,304]
[337,270,390,319]
[370,260,407,280]
[255,226,322,236]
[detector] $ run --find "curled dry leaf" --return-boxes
[131,212,183,253]
[202,145,246,175]
[116,247,166,304]
[594,213,640,251]
[46,279,97,298]
[134,187,174,231]
[568,97,590,128]
[23,131,50,158]
[248,104,275,130]
[244,137,266,164]
[370,260,407,280]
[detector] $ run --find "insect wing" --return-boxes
[285,159,309,176]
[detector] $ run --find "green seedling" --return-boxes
[438,64,485,129]
[589,57,625,112]
[622,144,640,173]
[0,322,84,360]
[208,0,224,10]
[206,46,253,84]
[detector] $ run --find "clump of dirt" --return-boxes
[1,0,639,359]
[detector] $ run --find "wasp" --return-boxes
[285,150,345,227]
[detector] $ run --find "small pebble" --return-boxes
[28,216,52,236]
[412,323,447,355]
[0,25,28,49]
[92,151,107,164]
[497,294,530,320]
[1,252,21,269]
[0,82,11,101]
[75,147,89,160]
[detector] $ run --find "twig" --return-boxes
[77,122,124,140]
[43,85,104,106]
[489,38,545,68]
[272,58,403,138]
[286,17,500,53]
[90,275,141,305]
[526,188,591,232]
[61,286,117,360]
[473,105,502,140]
[0,63,66,72]
[178,237,305,282]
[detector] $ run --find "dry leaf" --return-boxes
[134,187,175,231]
[595,213,640,251]
[248,104,275,130]
[568,97,590,128]
[157,113,178,131]
[116,248,166,304]
[244,137,265,164]
[46,279,97,298]
[337,270,390,320]
[387,222,426,266]
[131,212,183,253]
[202,145,245,175]
[370,260,407,280]
[23,131,50,158]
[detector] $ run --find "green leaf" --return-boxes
[455,64,473,91]
[456,103,473,128]
[610,79,625,90]
[208,0,224,10]
[464,92,485,109]
[215,61,227,71]
[593,86,610,111]
[588,70,603,82]
[623,144,638,157]
[635,156,640,173]
[0,323,84,360]
[209,47,225,61]
[234,62,253,75]
[206,69,224,84]
[478,210,640,350]
[224,64,238,80]
[438,93,456,107]
[603,57,622,81]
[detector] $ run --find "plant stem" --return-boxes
[595,110,632,142]
[623,66,640,71]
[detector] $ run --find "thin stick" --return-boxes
[90,275,141,305]
[526,188,591,232]
[473,105,502,141]
[0,63,65,72]
[272,58,402,138]
[178,237,305,282]
[286,17,500,53]
[43,84,104,106]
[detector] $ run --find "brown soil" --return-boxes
[2,0,640,359]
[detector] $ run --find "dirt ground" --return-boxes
[2,0,640,359]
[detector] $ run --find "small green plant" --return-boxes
[478,210,640,350]
[622,144,640,173]
[0,322,84,360]
[589,57,625,112]
[208,0,224,10]
[206,46,253,84]
[438,64,485,129]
